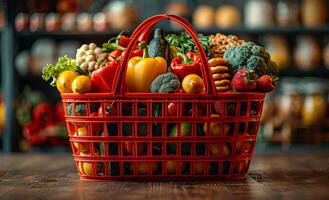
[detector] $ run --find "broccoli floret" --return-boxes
[247,55,266,72]
[223,42,279,78]
[150,72,180,93]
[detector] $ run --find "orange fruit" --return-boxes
[71,75,92,94]
[56,71,78,93]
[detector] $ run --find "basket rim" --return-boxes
[61,92,266,99]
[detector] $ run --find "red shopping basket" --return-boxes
[61,14,265,181]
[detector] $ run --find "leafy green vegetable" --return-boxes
[166,32,212,58]
[66,103,99,116]
[42,55,83,87]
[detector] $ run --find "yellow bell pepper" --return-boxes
[126,56,167,92]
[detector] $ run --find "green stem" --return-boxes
[177,52,188,64]
[138,41,146,49]
[143,45,149,58]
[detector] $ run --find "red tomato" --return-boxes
[167,103,177,116]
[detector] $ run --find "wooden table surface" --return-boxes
[0,153,328,200]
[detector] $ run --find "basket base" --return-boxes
[79,174,248,182]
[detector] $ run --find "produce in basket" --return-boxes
[167,123,192,154]
[209,143,231,156]
[224,42,279,92]
[126,46,167,92]
[208,58,231,92]
[130,162,159,175]
[76,43,102,72]
[150,72,180,93]
[209,33,245,58]
[170,52,202,80]
[73,127,89,152]
[193,162,210,175]
[182,74,205,94]
[91,60,120,93]
[166,161,186,174]
[71,75,92,94]
[148,28,170,63]
[203,114,230,136]
[78,151,102,176]
[166,32,212,58]
[231,68,256,92]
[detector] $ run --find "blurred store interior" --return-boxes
[1,0,329,153]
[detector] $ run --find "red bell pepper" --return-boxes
[117,35,131,48]
[121,49,143,60]
[109,50,123,60]
[170,52,202,80]
[33,103,54,125]
[91,60,120,92]
[23,122,46,145]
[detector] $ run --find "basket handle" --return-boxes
[112,14,217,96]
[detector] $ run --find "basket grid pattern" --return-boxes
[62,94,264,180]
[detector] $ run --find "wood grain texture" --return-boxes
[0,153,329,200]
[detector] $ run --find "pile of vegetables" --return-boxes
[42,26,278,95]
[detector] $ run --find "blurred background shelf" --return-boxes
[16,26,329,38]
[198,26,329,35]
[279,67,329,78]
[1,0,329,153]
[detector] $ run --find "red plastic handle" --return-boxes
[112,14,217,96]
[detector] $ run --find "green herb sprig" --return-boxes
[166,32,211,58]
[42,55,83,87]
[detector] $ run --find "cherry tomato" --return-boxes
[167,103,177,116]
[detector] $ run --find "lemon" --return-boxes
[71,75,92,94]
[56,71,78,93]
[73,127,89,152]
